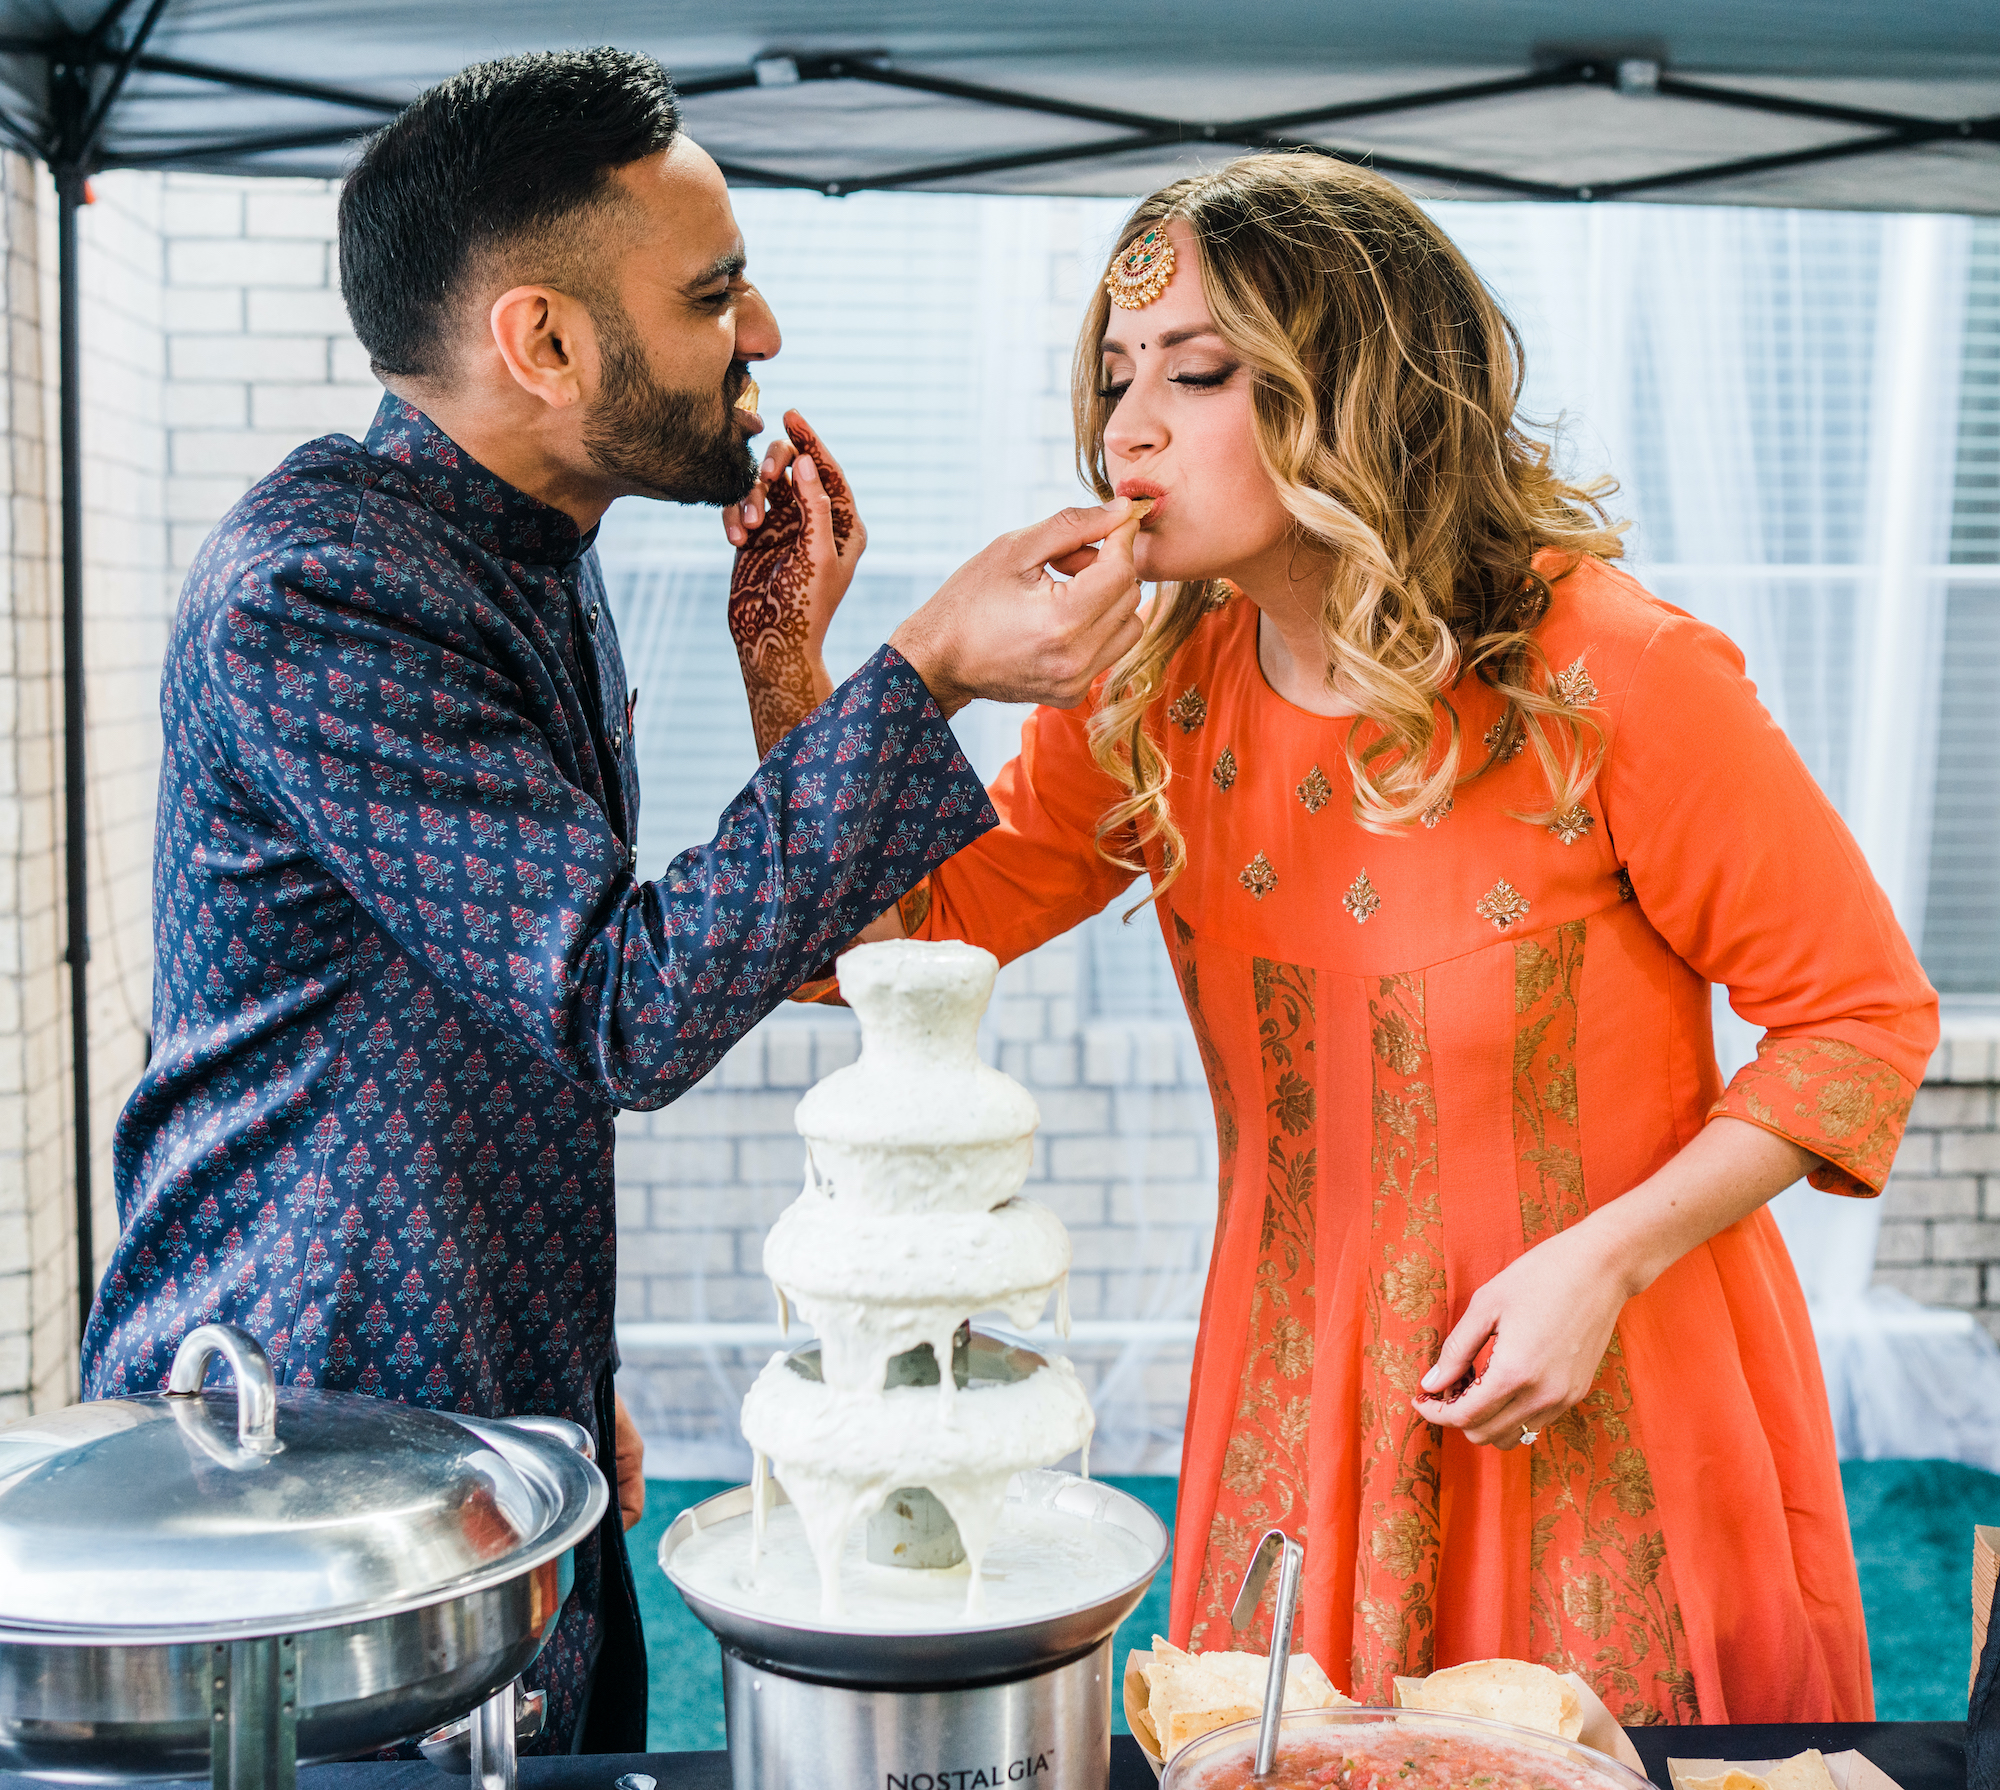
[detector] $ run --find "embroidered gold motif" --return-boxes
[1514,921,1589,1245]
[1239,852,1277,900]
[1213,747,1238,792]
[1553,656,1599,708]
[1168,686,1208,732]
[1204,579,1239,612]
[1549,804,1595,844]
[1484,715,1526,763]
[1190,956,1317,1653]
[1349,971,1444,1696]
[1420,792,1454,828]
[1712,1035,1913,1196]
[1344,870,1381,924]
[1615,867,1635,903]
[1476,878,1531,930]
[1508,920,1699,1721]
[1296,764,1332,814]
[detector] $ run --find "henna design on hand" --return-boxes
[728,415,858,758]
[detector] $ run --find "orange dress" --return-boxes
[914,553,1937,1723]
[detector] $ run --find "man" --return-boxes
[83,48,1142,1753]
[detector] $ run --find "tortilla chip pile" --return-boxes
[1127,1637,1351,1763]
[1393,1658,1583,1738]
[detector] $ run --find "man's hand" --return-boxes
[612,1391,645,1530]
[888,501,1146,715]
[723,412,866,757]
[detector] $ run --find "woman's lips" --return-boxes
[1115,479,1167,523]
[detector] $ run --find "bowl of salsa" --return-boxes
[1158,1705,1656,1790]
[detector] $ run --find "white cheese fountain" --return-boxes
[662,940,1167,1790]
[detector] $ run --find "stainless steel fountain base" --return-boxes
[723,1639,1110,1790]
[662,1472,1166,1790]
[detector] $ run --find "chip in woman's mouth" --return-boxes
[1115,479,1166,522]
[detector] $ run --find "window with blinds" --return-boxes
[1921,219,2000,996]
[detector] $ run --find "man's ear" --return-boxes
[489,285,598,410]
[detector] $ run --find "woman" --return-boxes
[722,155,1935,1723]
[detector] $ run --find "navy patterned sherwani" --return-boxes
[83,395,995,1748]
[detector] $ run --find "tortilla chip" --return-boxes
[1765,1757,1838,1790]
[1396,1659,1578,1740]
[733,379,760,413]
[1681,1773,1771,1790]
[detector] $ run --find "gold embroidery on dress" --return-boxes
[1344,870,1381,924]
[1420,792,1454,828]
[1483,715,1526,763]
[1297,764,1332,814]
[1349,972,1444,1696]
[1213,747,1238,792]
[1511,921,1699,1724]
[1549,804,1595,844]
[1615,867,1635,902]
[1168,686,1208,732]
[1476,878,1531,930]
[1553,656,1599,708]
[1239,852,1278,900]
[1190,957,1317,1652]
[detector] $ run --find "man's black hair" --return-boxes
[339,47,680,381]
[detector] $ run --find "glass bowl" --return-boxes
[1158,1705,1657,1790]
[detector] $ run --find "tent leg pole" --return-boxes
[56,166,93,1362]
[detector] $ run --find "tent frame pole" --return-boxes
[49,44,94,1364]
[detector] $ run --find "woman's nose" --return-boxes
[1103,386,1162,462]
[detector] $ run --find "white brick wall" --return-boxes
[156,174,376,580]
[1875,1015,2000,1334]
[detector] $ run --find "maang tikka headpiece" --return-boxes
[1105,223,1175,309]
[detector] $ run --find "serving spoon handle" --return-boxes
[1230,1527,1305,1779]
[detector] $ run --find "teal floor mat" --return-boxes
[630,1463,1993,1747]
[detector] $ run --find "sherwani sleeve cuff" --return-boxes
[1707,1034,1919,1197]
[769,646,987,1005]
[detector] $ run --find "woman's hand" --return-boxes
[1411,1117,1820,1449]
[1410,1223,1632,1449]
[723,411,866,758]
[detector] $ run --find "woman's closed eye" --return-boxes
[1095,362,1241,402]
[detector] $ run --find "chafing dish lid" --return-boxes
[0,1325,597,1639]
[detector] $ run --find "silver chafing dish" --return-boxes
[0,1324,607,1790]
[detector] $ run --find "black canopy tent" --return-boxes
[0,1,1994,1343]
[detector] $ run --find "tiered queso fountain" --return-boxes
[663,940,1167,1790]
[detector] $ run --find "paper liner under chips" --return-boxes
[1669,1749,1905,1790]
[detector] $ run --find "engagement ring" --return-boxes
[1519,1426,1540,1446]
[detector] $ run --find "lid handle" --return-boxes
[168,1324,283,1457]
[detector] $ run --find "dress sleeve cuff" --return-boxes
[1706,1035,1917,1197]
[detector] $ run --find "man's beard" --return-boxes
[582,302,757,506]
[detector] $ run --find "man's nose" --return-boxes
[736,285,780,363]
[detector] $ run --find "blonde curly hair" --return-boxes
[1075,154,1626,900]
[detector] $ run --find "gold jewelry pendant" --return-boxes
[1105,224,1175,309]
